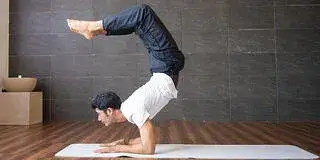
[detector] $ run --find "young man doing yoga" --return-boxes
[67,4,185,154]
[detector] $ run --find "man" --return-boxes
[67,4,184,154]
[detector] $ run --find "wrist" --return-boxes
[123,138,129,145]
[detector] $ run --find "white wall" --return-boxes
[0,0,9,90]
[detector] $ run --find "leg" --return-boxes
[102,4,179,51]
[67,4,178,51]
[102,4,184,82]
[67,4,184,79]
[67,4,150,39]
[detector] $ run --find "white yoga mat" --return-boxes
[55,144,319,159]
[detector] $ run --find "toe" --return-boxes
[67,19,72,29]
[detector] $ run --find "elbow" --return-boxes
[142,144,155,154]
[142,148,155,154]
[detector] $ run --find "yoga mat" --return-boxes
[55,144,319,159]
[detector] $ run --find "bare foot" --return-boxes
[67,19,97,40]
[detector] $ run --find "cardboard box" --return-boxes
[0,92,43,125]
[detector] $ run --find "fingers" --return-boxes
[94,146,116,153]
[100,142,117,147]
[100,143,114,147]
[100,139,123,147]
[94,148,106,153]
[95,146,110,153]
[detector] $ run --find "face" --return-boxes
[95,108,114,127]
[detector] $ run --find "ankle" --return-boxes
[88,20,103,32]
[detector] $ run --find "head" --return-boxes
[91,91,122,126]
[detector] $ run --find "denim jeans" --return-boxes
[102,4,185,86]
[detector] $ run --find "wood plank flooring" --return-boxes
[0,121,319,160]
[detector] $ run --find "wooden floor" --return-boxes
[0,120,319,160]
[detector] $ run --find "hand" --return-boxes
[100,139,125,147]
[94,145,119,153]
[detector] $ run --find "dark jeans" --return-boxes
[102,4,184,87]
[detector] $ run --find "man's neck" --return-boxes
[114,109,127,123]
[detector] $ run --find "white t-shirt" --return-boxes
[120,73,178,128]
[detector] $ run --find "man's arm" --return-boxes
[101,137,140,147]
[95,118,156,154]
[126,137,141,145]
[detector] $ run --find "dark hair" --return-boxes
[91,91,122,110]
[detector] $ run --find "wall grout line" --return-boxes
[227,6,232,121]
[273,0,279,123]
[180,7,183,53]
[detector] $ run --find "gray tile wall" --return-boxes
[9,0,320,122]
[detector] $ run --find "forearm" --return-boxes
[116,143,143,154]
[120,120,156,154]
[128,137,141,145]
[97,120,156,154]
[117,142,154,154]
